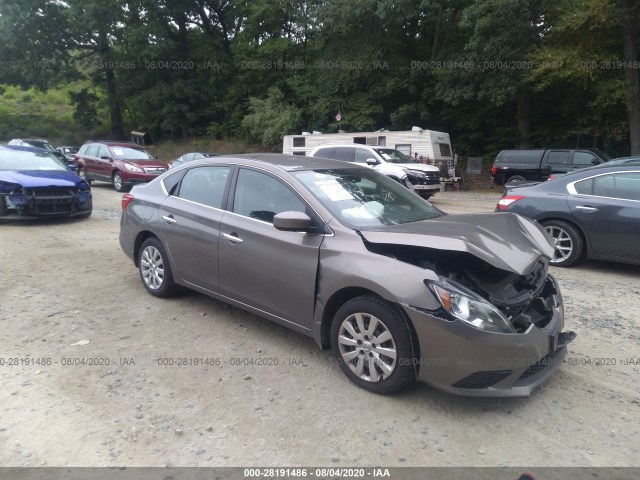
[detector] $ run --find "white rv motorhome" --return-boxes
[282,127,454,171]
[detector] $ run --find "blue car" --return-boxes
[0,146,92,218]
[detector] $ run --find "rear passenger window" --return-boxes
[163,170,187,195]
[177,166,230,208]
[593,172,640,201]
[333,147,355,162]
[86,145,99,157]
[547,151,570,164]
[314,148,333,159]
[574,178,593,195]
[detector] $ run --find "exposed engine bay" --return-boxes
[364,242,558,333]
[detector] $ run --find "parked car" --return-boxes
[74,141,167,192]
[169,151,219,169]
[491,148,610,186]
[0,146,92,218]
[120,153,574,397]
[496,163,640,267]
[310,144,441,199]
[56,146,79,162]
[8,138,76,170]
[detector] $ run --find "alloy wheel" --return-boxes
[544,225,573,264]
[140,245,165,290]
[337,312,397,382]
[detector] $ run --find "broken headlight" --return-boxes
[431,280,516,334]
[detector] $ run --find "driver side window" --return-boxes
[233,169,307,223]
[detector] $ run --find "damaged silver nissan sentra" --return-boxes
[120,154,575,397]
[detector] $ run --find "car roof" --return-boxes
[509,163,640,193]
[83,141,145,148]
[200,153,366,172]
[1,145,50,154]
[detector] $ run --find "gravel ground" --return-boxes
[1,186,639,467]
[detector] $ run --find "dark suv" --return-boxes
[74,141,167,192]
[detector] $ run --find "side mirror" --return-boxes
[155,155,159,160]
[366,158,380,166]
[273,211,312,232]
[591,159,601,165]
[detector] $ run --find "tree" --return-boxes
[242,86,302,149]
[620,0,640,154]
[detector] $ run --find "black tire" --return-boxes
[112,172,128,192]
[541,220,584,267]
[506,175,526,184]
[77,168,92,185]
[138,237,179,297]
[331,295,416,394]
[418,191,434,200]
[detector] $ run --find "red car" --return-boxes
[74,141,167,192]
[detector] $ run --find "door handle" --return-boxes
[162,215,178,224]
[222,232,243,244]
[575,206,599,212]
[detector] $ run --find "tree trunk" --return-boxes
[431,6,442,61]
[105,66,125,139]
[592,111,603,149]
[516,94,531,149]
[621,0,640,154]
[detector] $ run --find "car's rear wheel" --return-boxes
[542,220,584,267]
[331,295,415,394]
[139,238,179,297]
[112,172,127,192]
[506,175,526,184]
[77,168,92,184]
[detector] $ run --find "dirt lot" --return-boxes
[1,185,639,468]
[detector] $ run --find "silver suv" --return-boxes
[310,144,441,199]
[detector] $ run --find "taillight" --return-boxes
[491,164,497,176]
[122,193,134,211]
[496,195,525,211]
[547,175,555,181]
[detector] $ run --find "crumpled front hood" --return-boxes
[0,170,82,188]
[359,213,554,275]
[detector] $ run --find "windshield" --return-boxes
[294,168,442,228]
[0,149,68,171]
[594,149,611,161]
[373,148,416,164]
[109,146,153,160]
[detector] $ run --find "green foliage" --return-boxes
[242,87,303,150]
[0,0,638,156]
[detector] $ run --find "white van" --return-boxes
[310,144,441,199]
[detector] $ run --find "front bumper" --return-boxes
[121,171,165,186]
[402,277,574,397]
[406,172,440,191]
[0,190,92,218]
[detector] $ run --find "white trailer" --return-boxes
[282,127,455,173]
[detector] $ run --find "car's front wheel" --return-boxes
[331,295,416,394]
[542,220,584,267]
[138,237,179,297]
[112,172,128,192]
